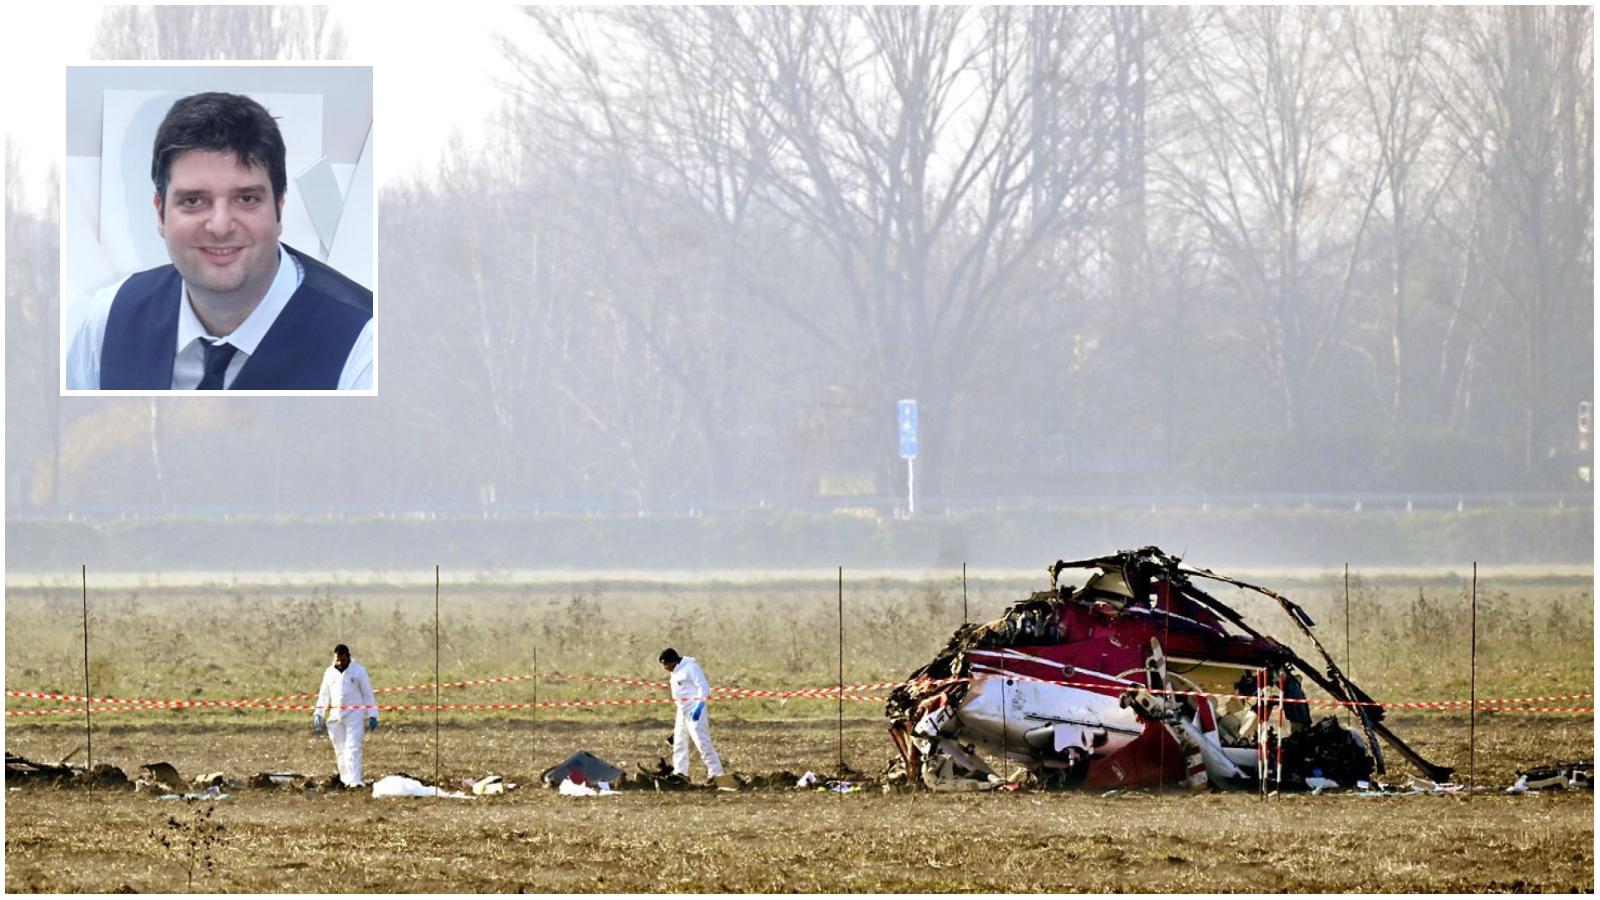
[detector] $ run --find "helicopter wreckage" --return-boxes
[886,547,1454,792]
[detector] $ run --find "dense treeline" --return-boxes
[5,7,1592,517]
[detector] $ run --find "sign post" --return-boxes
[898,399,918,516]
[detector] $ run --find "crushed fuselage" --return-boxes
[887,547,1442,792]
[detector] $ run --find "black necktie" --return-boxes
[198,341,237,390]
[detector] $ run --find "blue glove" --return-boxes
[691,701,705,722]
[366,716,379,733]
[312,713,324,735]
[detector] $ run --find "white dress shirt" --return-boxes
[65,244,373,391]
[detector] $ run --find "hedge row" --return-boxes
[6,506,1590,574]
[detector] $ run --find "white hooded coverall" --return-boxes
[669,656,724,777]
[314,660,377,787]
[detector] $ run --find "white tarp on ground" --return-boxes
[558,777,616,797]
[371,775,471,799]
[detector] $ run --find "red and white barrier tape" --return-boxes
[7,673,1591,717]
[4,693,898,717]
[2,675,956,710]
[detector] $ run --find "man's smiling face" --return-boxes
[156,149,284,311]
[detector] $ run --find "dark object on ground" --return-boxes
[541,750,625,788]
[78,764,132,790]
[1278,716,1376,786]
[246,772,306,790]
[635,758,691,791]
[140,762,184,792]
[6,753,132,791]
[743,770,801,790]
[7,752,81,786]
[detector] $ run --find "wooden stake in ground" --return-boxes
[1275,670,1286,794]
[1470,561,1477,793]
[962,562,968,624]
[1344,563,1352,740]
[1344,563,1351,680]
[837,565,844,771]
[435,564,441,790]
[537,640,544,759]
[1000,652,1009,782]
[1257,667,1268,802]
[80,564,92,787]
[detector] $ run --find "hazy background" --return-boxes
[5,6,1593,571]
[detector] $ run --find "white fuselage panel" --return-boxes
[955,674,1145,758]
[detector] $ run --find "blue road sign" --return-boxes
[898,399,918,460]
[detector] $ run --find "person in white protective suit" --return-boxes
[659,648,724,779]
[312,643,378,787]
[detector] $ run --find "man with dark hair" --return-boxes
[313,643,378,787]
[67,91,372,390]
[659,648,725,780]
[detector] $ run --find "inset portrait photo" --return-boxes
[62,64,375,394]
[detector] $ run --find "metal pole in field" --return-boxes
[1275,671,1286,795]
[1343,563,1350,680]
[435,564,441,791]
[80,564,92,786]
[1469,561,1477,794]
[537,640,544,759]
[1000,653,1009,782]
[1257,668,1267,802]
[907,459,915,517]
[837,565,844,771]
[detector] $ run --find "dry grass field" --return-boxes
[5,569,1593,892]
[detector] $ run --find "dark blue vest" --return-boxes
[99,244,372,390]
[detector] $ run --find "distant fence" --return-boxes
[13,491,1594,522]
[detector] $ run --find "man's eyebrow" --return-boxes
[169,184,269,197]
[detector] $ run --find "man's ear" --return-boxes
[153,191,165,233]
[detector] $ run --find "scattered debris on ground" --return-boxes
[6,752,81,785]
[246,772,308,790]
[6,746,1585,798]
[633,758,689,791]
[158,785,230,802]
[461,774,515,796]
[1508,761,1593,793]
[6,753,134,790]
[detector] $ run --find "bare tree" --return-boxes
[1432,7,1592,476]
[1341,7,1457,425]
[511,7,1120,498]
[1158,7,1380,435]
[502,8,787,503]
[91,5,346,60]
[5,149,63,511]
